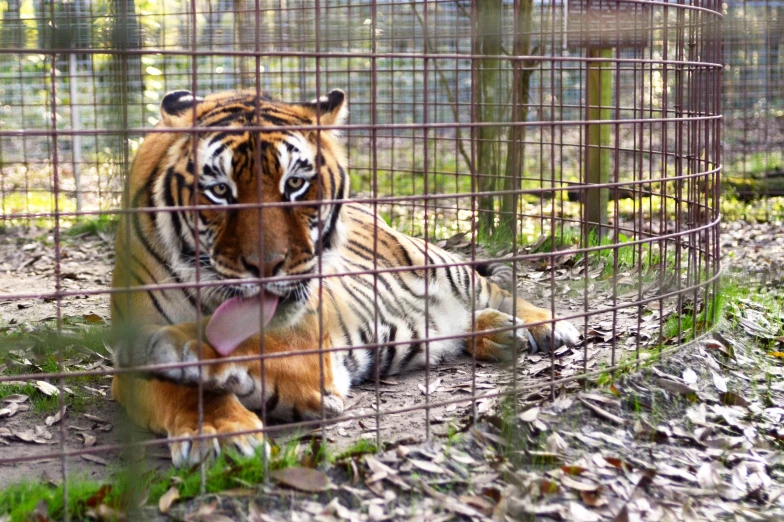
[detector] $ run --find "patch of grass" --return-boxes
[721,193,784,222]
[728,151,784,178]
[0,322,110,361]
[527,225,675,280]
[0,477,111,522]
[0,322,111,413]
[0,191,77,228]
[334,438,378,462]
[66,214,118,237]
[0,379,98,415]
[0,437,324,521]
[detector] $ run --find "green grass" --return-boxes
[526,225,674,280]
[593,271,778,391]
[66,214,119,237]
[0,478,114,522]
[0,322,111,414]
[728,150,784,178]
[1,322,110,360]
[0,381,97,415]
[0,438,325,522]
[0,191,77,228]
[333,438,378,462]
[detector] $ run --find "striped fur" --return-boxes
[111,89,579,467]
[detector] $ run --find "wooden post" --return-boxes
[584,47,612,244]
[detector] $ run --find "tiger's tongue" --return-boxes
[206,293,279,356]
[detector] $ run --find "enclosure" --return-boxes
[0,0,726,516]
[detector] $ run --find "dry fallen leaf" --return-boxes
[657,378,698,397]
[83,313,105,324]
[561,475,600,492]
[418,377,443,395]
[696,462,722,489]
[12,427,50,444]
[158,486,180,514]
[2,394,29,404]
[541,432,566,455]
[0,403,19,419]
[45,407,66,427]
[518,407,540,423]
[579,398,626,425]
[711,371,728,393]
[409,458,446,474]
[458,494,495,516]
[321,498,353,520]
[270,467,331,492]
[35,380,60,396]
[682,368,698,384]
[568,501,600,521]
[81,454,108,466]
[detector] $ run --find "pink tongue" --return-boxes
[206,293,279,356]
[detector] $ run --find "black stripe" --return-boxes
[265,384,280,412]
[380,324,398,376]
[338,279,374,324]
[131,273,174,324]
[444,265,462,298]
[325,290,354,347]
[399,340,423,372]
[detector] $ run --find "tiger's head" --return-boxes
[148,89,349,334]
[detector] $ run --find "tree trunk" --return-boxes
[473,0,504,238]
[499,0,535,239]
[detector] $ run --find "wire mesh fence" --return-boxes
[723,0,784,202]
[1,0,722,499]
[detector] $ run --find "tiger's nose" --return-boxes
[243,253,286,278]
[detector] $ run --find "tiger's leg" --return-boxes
[114,317,345,421]
[111,375,265,467]
[476,278,581,355]
[467,308,532,362]
[506,296,581,354]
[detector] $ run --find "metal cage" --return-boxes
[0,0,722,492]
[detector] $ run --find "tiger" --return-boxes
[110,88,581,467]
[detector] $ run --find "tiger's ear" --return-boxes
[297,89,348,126]
[160,90,204,127]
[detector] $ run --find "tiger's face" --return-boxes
[154,89,349,328]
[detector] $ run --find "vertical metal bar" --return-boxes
[253,0,269,481]
[423,0,431,440]
[69,52,82,213]
[187,0,206,493]
[371,0,382,451]
[50,43,69,522]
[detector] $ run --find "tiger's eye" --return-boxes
[287,177,304,190]
[210,183,229,197]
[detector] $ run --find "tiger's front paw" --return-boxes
[470,309,531,361]
[114,324,205,381]
[114,324,255,394]
[169,397,267,467]
[274,387,346,422]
